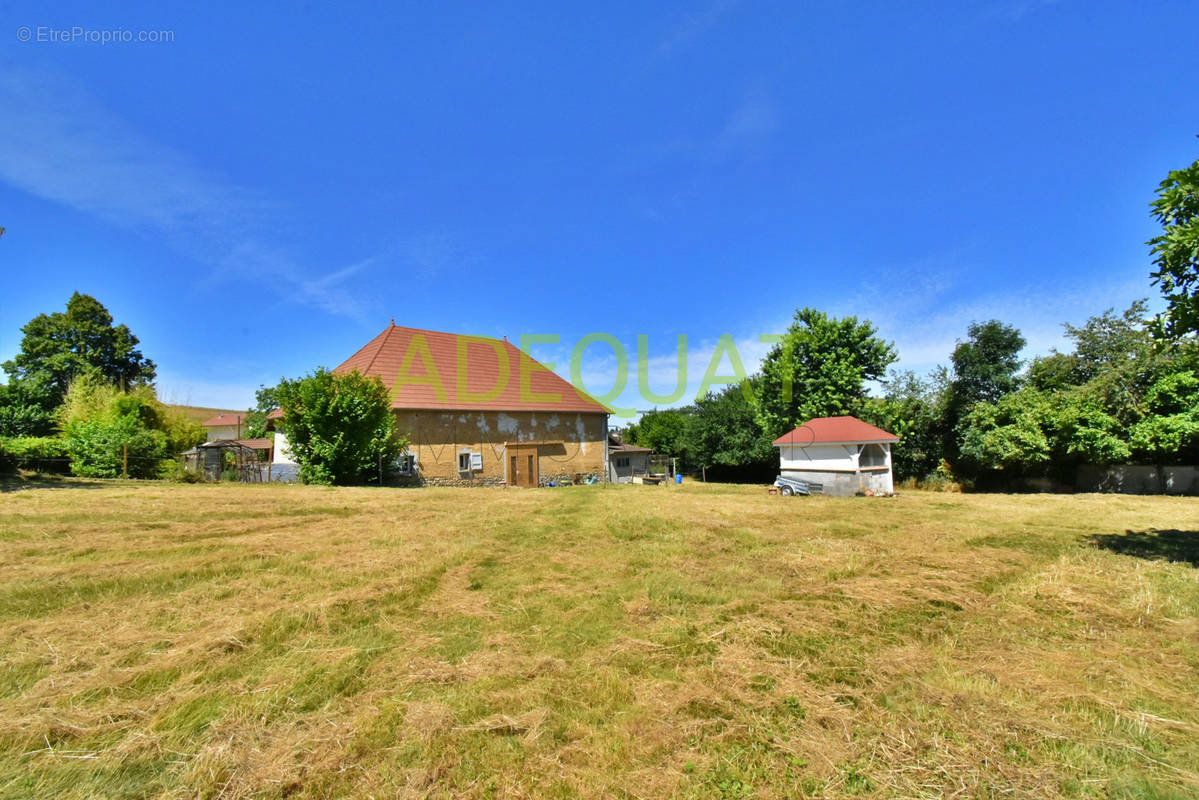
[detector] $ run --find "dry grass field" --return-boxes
[1,479,1197,799]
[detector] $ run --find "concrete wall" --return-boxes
[395,409,607,486]
[778,443,857,471]
[272,431,297,465]
[609,451,650,483]
[780,468,893,496]
[206,425,241,442]
[1076,464,1199,495]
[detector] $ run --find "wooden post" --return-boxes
[378,454,383,486]
[122,443,128,478]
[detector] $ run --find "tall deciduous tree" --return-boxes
[626,409,688,455]
[1148,152,1199,337]
[948,320,1026,408]
[2,293,157,405]
[944,320,1025,467]
[756,308,896,439]
[681,384,774,472]
[275,368,406,485]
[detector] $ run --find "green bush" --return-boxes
[159,459,200,483]
[275,367,406,485]
[64,415,166,478]
[0,436,70,474]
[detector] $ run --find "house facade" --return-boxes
[772,416,899,496]
[275,322,610,486]
[607,434,651,483]
[201,412,247,441]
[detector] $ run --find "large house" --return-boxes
[772,416,899,496]
[274,323,610,486]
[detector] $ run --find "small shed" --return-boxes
[608,434,652,484]
[772,416,899,496]
[183,439,273,482]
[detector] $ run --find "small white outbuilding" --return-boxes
[772,416,899,496]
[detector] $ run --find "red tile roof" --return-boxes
[201,412,247,427]
[331,323,609,414]
[772,416,899,446]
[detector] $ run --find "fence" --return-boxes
[1076,464,1199,495]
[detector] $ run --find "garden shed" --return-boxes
[772,416,899,496]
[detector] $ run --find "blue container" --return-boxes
[675,473,683,485]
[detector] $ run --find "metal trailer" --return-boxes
[773,475,823,496]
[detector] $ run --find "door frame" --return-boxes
[506,445,539,488]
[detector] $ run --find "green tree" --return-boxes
[243,384,281,439]
[2,293,156,406]
[56,375,203,478]
[1148,152,1199,337]
[944,320,1025,468]
[64,414,166,479]
[957,385,1132,481]
[681,384,774,472]
[948,320,1026,408]
[0,376,57,437]
[1128,371,1199,464]
[859,369,947,482]
[626,409,688,455]
[756,308,896,439]
[275,368,406,485]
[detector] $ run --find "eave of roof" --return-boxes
[200,412,246,427]
[771,415,899,446]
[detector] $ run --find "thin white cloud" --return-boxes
[658,0,740,55]
[403,232,484,279]
[718,94,778,147]
[0,69,379,320]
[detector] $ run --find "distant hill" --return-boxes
[166,404,243,423]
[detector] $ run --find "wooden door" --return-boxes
[507,446,538,487]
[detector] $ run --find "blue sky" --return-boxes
[1,1,1196,413]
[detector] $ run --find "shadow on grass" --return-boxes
[1090,529,1199,567]
[0,474,111,493]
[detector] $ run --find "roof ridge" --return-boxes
[358,322,393,378]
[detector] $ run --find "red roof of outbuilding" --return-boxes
[772,416,899,446]
[328,323,608,414]
[201,412,247,427]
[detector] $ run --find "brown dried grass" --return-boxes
[0,480,1197,798]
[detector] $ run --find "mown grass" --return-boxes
[0,479,1197,798]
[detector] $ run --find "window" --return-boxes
[397,454,416,475]
[860,444,886,468]
[459,451,482,472]
[615,456,630,468]
[458,451,472,472]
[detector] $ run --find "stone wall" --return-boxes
[394,409,607,486]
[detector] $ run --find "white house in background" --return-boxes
[200,411,299,481]
[269,428,298,481]
[201,412,247,441]
[772,416,899,496]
